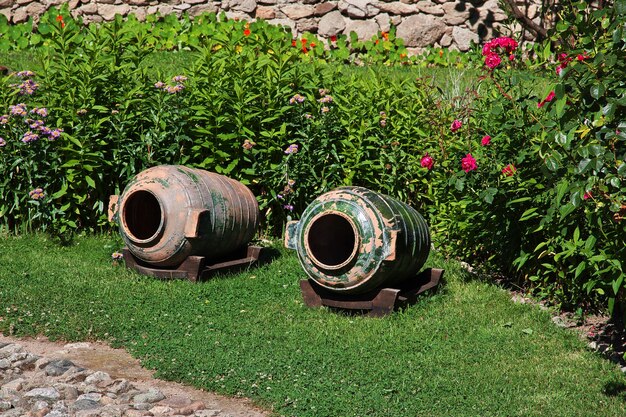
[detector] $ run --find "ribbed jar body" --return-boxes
[118,165,259,267]
[285,186,430,294]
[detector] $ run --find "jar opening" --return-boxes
[306,212,359,270]
[122,190,163,243]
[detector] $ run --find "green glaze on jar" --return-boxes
[285,186,430,294]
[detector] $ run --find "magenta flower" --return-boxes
[242,139,256,150]
[48,128,64,140]
[154,81,166,89]
[16,70,35,78]
[30,107,48,118]
[29,188,45,200]
[289,94,305,105]
[165,84,184,94]
[0,137,5,147]
[451,120,462,132]
[481,135,491,146]
[10,104,27,117]
[21,131,39,144]
[484,53,502,70]
[420,153,434,170]
[284,204,294,211]
[461,153,477,173]
[284,144,298,154]
[18,79,39,95]
[172,75,188,83]
[583,191,593,200]
[538,91,556,108]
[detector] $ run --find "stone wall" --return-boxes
[0,0,544,52]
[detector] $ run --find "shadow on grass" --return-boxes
[604,380,626,400]
[202,246,282,281]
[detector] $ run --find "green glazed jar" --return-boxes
[285,186,430,294]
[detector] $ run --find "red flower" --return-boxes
[501,164,516,177]
[330,35,337,42]
[56,14,65,29]
[301,46,308,54]
[461,153,477,173]
[310,42,316,48]
[481,135,491,146]
[301,39,308,45]
[577,53,589,61]
[291,39,297,47]
[381,32,389,41]
[451,119,462,132]
[243,28,251,36]
[420,153,434,170]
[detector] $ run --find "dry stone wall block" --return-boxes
[344,18,379,39]
[396,13,447,47]
[318,10,346,36]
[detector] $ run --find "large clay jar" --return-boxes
[285,186,430,294]
[118,165,259,267]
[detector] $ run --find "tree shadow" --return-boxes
[604,380,626,400]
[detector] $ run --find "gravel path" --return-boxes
[0,333,269,417]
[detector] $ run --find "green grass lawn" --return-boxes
[1,234,625,416]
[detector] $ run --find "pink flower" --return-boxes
[481,135,491,146]
[484,52,501,70]
[583,191,593,200]
[501,164,516,176]
[556,53,572,75]
[461,153,477,173]
[538,91,556,108]
[420,153,434,170]
[451,119,462,132]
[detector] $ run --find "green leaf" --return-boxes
[520,208,538,221]
[612,275,624,296]
[577,158,591,174]
[590,84,605,99]
[85,175,96,188]
[574,261,586,279]
[545,155,559,171]
[584,235,596,251]
[61,160,81,168]
[555,97,567,118]
[521,328,533,335]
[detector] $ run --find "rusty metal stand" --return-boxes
[300,268,444,317]
[122,246,262,282]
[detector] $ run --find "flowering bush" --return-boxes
[0,71,67,233]
[430,0,626,316]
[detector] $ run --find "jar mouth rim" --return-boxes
[303,210,360,271]
[120,189,165,245]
